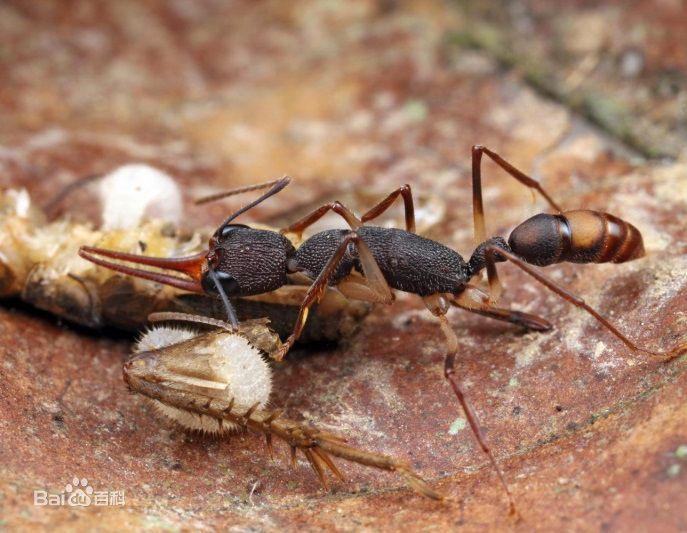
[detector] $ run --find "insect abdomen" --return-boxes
[508,210,645,266]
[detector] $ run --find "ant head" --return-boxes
[209,223,249,249]
[78,177,292,310]
[203,224,255,298]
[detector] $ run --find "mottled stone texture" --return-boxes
[1,1,686,531]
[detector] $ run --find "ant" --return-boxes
[79,145,685,513]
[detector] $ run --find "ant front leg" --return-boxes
[484,245,687,361]
[423,293,518,517]
[275,231,393,361]
[471,145,564,302]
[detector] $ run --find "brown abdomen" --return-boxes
[563,210,644,264]
[508,210,645,266]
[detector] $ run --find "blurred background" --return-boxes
[3,0,686,222]
[1,1,686,531]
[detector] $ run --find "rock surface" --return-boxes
[1,1,686,531]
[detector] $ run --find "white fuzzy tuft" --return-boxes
[152,402,231,434]
[135,325,197,352]
[99,164,183,230]
[209,334,272,412]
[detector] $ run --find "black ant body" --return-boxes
[79,145,684,513]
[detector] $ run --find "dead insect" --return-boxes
[78,146,686,513]
[0,169,368,342]
[128,312,438,498]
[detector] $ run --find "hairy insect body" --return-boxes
[133,325,272,434]
[126,317,439,497]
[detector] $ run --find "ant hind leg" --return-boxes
[484,244,687,361]
[471,145,564,303]
[423,293,519,517]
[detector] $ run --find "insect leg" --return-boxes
[484,245,687,360]
[471,145,563,242]
[274,231,392,361]
[452,285,552,331]
[359,184,416,233]
[280,201,362,238]
[424,294,518,517]
[126,365,440,498]
[471,145,564,302]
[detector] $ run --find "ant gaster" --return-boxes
[80,145,685,514]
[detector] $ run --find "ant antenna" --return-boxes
[204,176,292,238]
[195,176,291,205]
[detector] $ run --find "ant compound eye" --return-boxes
[214,224,248,241]
[220,225,237,238]
[211,225,238,242]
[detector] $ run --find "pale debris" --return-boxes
[99,164,184,230]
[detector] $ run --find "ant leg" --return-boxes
[336,275,395,304]
[274,232,392,361]
[359,184,416,233]
[472,145,564,302]
[281,201,362,239]
[471,145,563,242]
[452,286,552,331]
[282,184,417,238]
[206,265,240,328]
[484,245,687,361]
[424,294,518,517]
